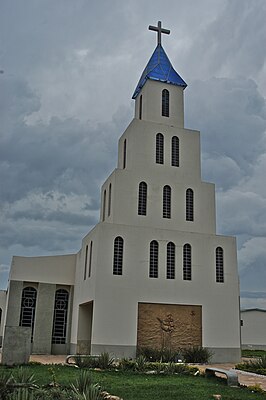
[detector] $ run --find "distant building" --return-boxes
[1,22,241,363]
[241,309,266,350]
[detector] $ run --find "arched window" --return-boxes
[52,289,69,344]
[139,95,143,120]
[102,190,106,221]
[108,183,112,216]
[19,286,37,341]
[156,133,164,164]
[84,245,88,280]
[113,236,123,275]
[149,240,159,278]
[162,89,169,117]
[138,181,147,216]
[163,185,171,218]
[216,247,224,283]
[88,241,93,278]
[172,136,179,167]
[167,242,175,279]
[0,308,2,328]
[183,244,192,280]
[123,139,127,169]
[186,188,194,221]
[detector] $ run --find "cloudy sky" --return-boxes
[0,0,266,309]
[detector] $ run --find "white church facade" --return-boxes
[1,22,241,363]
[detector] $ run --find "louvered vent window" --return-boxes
[113,236,124,275]
[216,247,224,283]
[183,243,192,280]
[149,240,159,278]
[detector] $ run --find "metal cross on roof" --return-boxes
[148,21,170,46]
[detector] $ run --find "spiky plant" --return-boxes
[6,388,34,400]
[13,367,36,386]
[71,370,93,395]
[81,383,102,400]
[98,352,114,370]
[0,369,14,399]
[135,355,147,372]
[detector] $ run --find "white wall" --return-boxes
[72,222,240,352]
[10,254,77,285]
[0,290,7,341]
[241,309,266,348]
[134,80,185,128]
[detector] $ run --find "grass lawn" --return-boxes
[1,364,266,400]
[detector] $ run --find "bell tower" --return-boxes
[133,21,187,128]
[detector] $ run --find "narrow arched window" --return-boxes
[84,245,88,280]
[138,182,147,216]
[172,136,179,167]
[156,133,164,164]
[149,240,159,278]
[19,286,37,341]
[163,185,171,218]
[139,95,142,120]
[183,244,192,280]
[88,241,93,278]
[167,242,175,279]
[102,190,106,221]
[108,183,112,216]
[113,236,123,275]
[52,289,69,344]
[216,247,224,283]
[0,308,2,330]
[123,139,127,169]
[162,89,169,117]
[186,188,194,221]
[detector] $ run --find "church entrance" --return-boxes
[77,301,93,354]
[137,303,202,351]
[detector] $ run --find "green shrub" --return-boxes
[78,383,102,400]
[241,349,266,358]
[6,388,34,400]
[73,356,99,369]
[118,358,135,371]
[236,355,266,375]
[144,361,198,375]
[181,346,213,363]
[135,355,147,372]
[0,369,14,398]
[71,370,93,394]
[136,347,182,362]
[13,367,36,386]
[97,352,114,370]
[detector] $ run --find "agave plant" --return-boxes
[80,384,102,400]
[71,370,93,395]
[98,352,114,370]
[0,369,14,399]
[135,355,147,372]
[6,388,34,400]
[13,367,36,386]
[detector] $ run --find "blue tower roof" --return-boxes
[132,44,187,99]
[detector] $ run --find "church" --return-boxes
[1,22,241,363]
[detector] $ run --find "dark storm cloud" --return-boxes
[184,0,266,82]
[0,0,266,303]
[186,77,266,183]
[0,76,131,203]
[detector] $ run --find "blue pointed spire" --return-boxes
[132,44,187,99]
